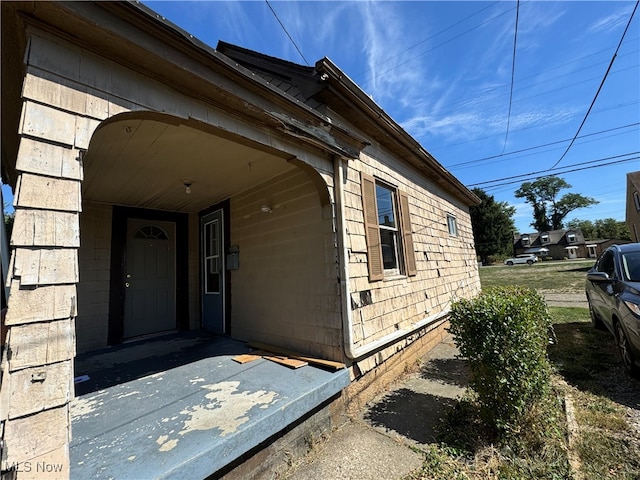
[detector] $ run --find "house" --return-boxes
[0,2,481,479]
[514,229,586,259]
[626,171,640,243]
[584,238,631,259]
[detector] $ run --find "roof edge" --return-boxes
[315,57,480,206]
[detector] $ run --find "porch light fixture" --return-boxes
[260,205,272,214]
[182,180,192,194]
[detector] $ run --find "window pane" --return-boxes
[380,229,398,269]
[600,252,615,277]
[204,220,220,294]
[204,223,211,257]
[447,215,457,236]
[206,258,220,293]
[376,184,395,227]
[622,252,640,281]
[134,225,168,240]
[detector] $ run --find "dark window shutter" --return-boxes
[399,190,417,276]
[360,172,384,281]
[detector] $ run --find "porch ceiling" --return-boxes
[83,117,296,213]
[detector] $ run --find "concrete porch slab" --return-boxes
[70,334,350,479]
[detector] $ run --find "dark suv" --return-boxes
[585,243,640,375]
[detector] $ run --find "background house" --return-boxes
[1,2,480,478]
[626,171,640,243]
[514,229,586,259]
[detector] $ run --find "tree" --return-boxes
[567,218,631,240]
[566,219,596,239]
[469,188,516,265]
[514,176,598,231]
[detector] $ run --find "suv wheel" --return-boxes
[526,259,534,265]
[587,296,604,330]
[506,261,514,266]
[615,322,637,375]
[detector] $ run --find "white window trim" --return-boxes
[376,181,403,275]
[446,214,458,237]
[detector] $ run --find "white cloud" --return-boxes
[402,103,577,145]
[588,7,634,34]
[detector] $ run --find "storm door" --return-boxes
[123,219,177,338]
[201,209,225,333]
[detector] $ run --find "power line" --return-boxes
[429,98,639,152]
[446,122,639,168]
[469,152,639,189]
[501,0,520,154]
[481,156,638,191]
[265,0,310,66]
[546,0,639,170]
[453,128,638,171]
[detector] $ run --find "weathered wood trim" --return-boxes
[11,248,78,286]
[7,360,72,419]
[3,404,70,477]
[11,210,80,248]
[19,101,76,147]
[8,319,74,372]
[4,281,77,326]
[16,136,83,181]
[14,173,81,213]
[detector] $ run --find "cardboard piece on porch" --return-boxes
[248,341,346,371]
[232,349,271,364]
[262,355,308,369]
[232,353,262,364]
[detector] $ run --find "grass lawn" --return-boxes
[405,264,640,480]
[478,259,594,294]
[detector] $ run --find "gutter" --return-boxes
[334,156,450,361]
[0,186,9,301]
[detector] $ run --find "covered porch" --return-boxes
[70,332,349,479]
[76,110,342,358]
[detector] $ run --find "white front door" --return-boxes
[123,219,177,339]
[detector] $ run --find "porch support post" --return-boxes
[0,96,89,478]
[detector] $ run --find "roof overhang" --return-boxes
[1,1,366,181]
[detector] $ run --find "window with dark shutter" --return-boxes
[360,172,417,280]
[399,191,417,276]
[361,172,384,281]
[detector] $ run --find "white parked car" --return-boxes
[504,254,538,266]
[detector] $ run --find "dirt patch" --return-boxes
[542,292,588,308]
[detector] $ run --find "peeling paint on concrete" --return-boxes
[153,381,279,453]
[115,390,140,399]
[159,438,178,452]
[156,435,177,452]
[71,396,104,419]
[180,381,278,437]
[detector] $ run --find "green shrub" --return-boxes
[448,286,553,439]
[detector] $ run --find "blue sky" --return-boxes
[4,1,638,234]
